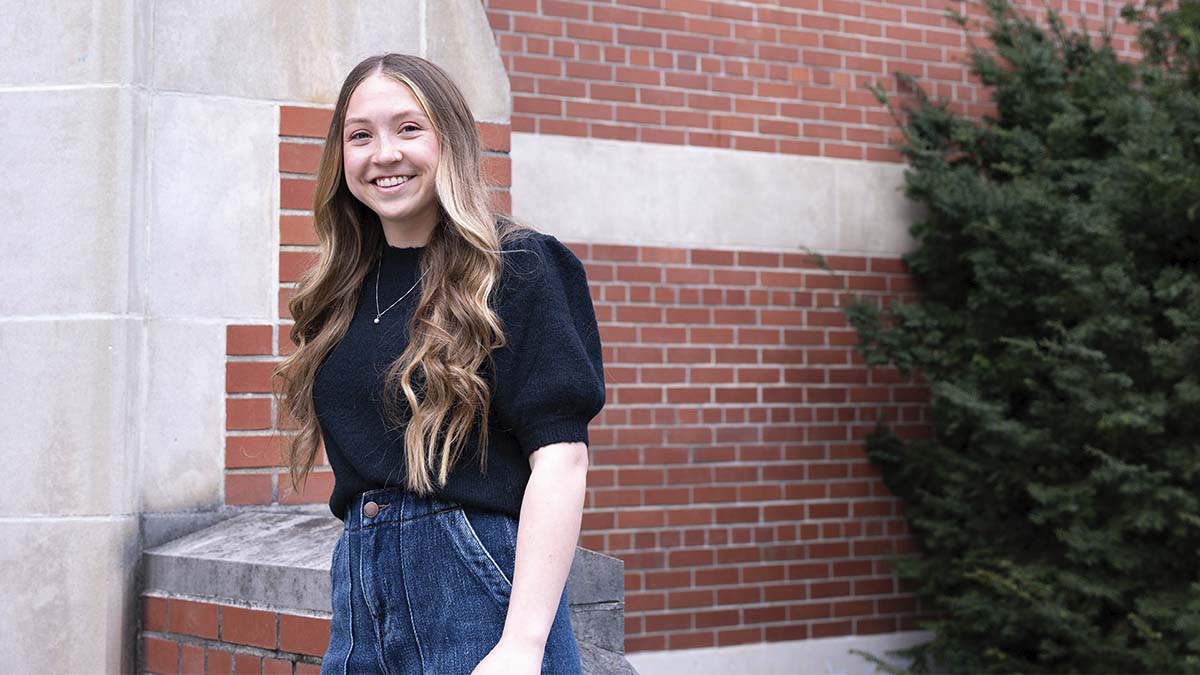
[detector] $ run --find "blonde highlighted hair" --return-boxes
[272,53,537,495]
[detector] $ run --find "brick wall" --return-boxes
[141,594,327,674]
[571,244,932,649]
[482,0,1137,160]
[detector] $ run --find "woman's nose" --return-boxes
[376,138,401,162]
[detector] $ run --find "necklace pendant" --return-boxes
[373,317,380,324]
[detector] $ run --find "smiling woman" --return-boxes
[341,78,441,249]
[270,53,604,675]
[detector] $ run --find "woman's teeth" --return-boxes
[374,175,411,187]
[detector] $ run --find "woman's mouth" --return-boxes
[372,175,413,193]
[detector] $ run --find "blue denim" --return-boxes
[321,486,582,675]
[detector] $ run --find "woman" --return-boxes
[272,53,606,675]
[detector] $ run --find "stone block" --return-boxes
[146,94,276,319]
[0,87,140,315]
[0,516,140,673]
[0,318,140,515]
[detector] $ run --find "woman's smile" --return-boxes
[371,175,414,193]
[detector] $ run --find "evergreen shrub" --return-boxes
[847,0,1200,671]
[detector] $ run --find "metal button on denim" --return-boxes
[363,501,379,518]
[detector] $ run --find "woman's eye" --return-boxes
[400,124,419,133]
[348,131,367,141]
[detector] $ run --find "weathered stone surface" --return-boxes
[570,601,626,654]
[144,511,339,612]
[0,516,141,674]
[580,638,640,675]
[0,318,140,515]
[569,546,627,605]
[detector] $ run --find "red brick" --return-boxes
[142,636,177,675]
[206,647,235,675]
[669,630,715,649]
[280,614,331,657]
[169,598,218,639]
[278,142,322,175]
[278,470,334,505]
[667,589,714,609]
[766,622,809,641]
[225,472,273,505]
[717,626,761,646]
[626,591,667,612]
[226,325,273,356]
[235,652,263,675]
[642,569,690,591]
[477,122,510,152]
[855,577,896,595]
[143,595,168,632]
[744,604,788,624]
[180,643,205,674]
[280,177,315,211]
[644,611,692,632]
[221,604,277,649]
[695,609,739,629]
[278,248,319,282]
[279,106,332,139]
[225,361,276,394]
[514,15,564,36]
[279,215,316,246]
[226,434,287,470]
[226,397,272,431]
[811,619,854,638]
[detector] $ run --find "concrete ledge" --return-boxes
[143,509,636,673]
[144,511,336,612]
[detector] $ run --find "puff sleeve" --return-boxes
[489,232,607,458]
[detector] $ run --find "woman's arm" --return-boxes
[471,441,587,673]
[500,440,589,650]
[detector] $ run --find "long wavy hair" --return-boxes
[272,53,537,496]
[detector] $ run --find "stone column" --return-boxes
[0,1,508,671]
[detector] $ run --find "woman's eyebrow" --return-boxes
[345,110,427,125]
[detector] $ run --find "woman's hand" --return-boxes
[470,636,544,675]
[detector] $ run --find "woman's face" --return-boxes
[342,73,441,243]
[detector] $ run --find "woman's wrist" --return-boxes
[499,627,549,652]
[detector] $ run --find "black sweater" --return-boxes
[313,230,606,521]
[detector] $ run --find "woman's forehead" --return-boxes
[346,75,427,120]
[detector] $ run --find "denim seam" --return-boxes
[458,509,514,588]
[399,496,428,674]
[357,529,394,675]
[340,534,353,675]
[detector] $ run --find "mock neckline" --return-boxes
[381,242,425,263]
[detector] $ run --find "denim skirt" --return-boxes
[320,486,582,675]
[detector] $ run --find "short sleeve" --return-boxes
[490,232,606,458]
